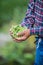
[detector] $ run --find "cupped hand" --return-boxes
[10,29,30,42]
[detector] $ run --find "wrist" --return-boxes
[27,29,30,36]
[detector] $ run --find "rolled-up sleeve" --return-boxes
[30,26,43,36]
[21,0,35,28]
[21,0,43,36]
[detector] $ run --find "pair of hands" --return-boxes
[10,29,30,42]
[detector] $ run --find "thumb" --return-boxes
[17,31,25,37]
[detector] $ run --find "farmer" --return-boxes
[10,0,43,65]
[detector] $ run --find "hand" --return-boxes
[10,29,30,42]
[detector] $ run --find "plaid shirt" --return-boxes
[21,0,43,37]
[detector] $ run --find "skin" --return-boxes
[10,29,30,43]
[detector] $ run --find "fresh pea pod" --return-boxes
[10,25,27,38]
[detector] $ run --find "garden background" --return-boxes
[0,0,36,65]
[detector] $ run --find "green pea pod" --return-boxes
[10,25,27,38]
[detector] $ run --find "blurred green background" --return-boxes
[0,0,36,65]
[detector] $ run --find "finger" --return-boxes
[13,39,21,43]
[15,36,26,41]
[17,31,25,37]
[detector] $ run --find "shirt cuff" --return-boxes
[30,27,39,35]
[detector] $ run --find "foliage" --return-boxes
[0,0,36,65]
[0,41,35,65]
[0,0,29,27]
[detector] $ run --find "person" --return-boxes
[10,0,43,65]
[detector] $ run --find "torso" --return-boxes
[34,0,43,27]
